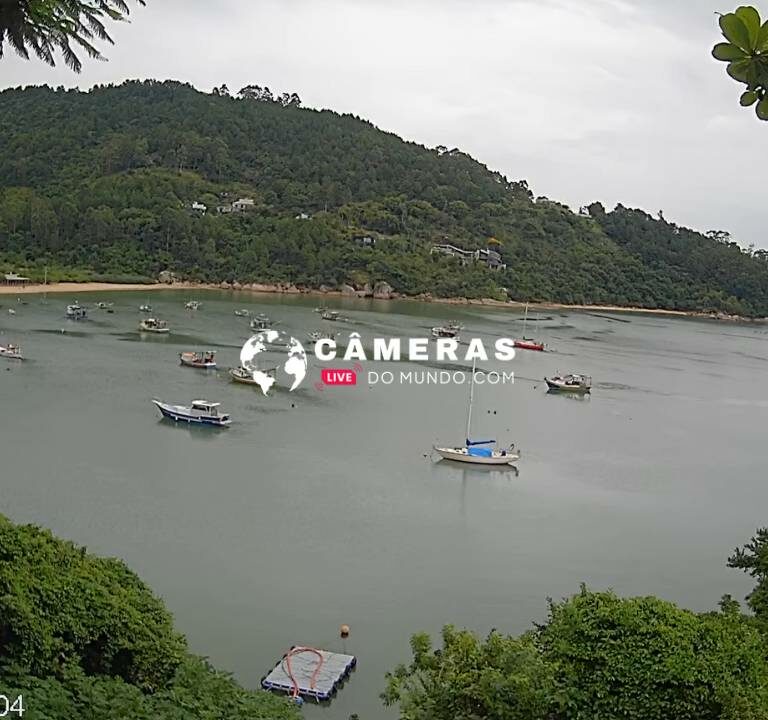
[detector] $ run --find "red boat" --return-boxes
[514,338,545,352]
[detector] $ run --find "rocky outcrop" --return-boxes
[372,281,394,300]
[341,283,357,296]
[157,270,178,284]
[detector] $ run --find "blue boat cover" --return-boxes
[466,439,495,446]
[468,446,493,457]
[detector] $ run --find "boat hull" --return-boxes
[514,340,544,352]
[545,379,589,393]
[153,400,231,426]
[434,446,519,465]
[179,353,216,369]
[0,350,23,361]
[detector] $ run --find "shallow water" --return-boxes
[1,291,765,719]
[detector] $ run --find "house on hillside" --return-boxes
[353,235,376,248]
[232,198,255,212]
[295,212,312,220]
[190,201,207,214]
[430,243,506,270]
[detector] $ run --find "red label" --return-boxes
[321,368,357,386]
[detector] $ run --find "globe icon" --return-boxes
[240,330,308,396]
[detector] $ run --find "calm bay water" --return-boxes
[1,290,767,719]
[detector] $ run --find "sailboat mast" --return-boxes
[465,357,477,444]
[522,302,529,337]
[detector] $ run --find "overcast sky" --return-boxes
[1,0,766,247]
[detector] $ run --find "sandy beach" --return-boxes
[0,280,757,321]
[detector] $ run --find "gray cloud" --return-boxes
[1,0,766,246]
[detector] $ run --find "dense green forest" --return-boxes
[0,80,766,315]
[0,514,298,720]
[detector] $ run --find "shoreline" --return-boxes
[0,281,763,322]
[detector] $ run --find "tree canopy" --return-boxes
[0,514,298,720]
[1,80,767,315]
[0,0,145,72]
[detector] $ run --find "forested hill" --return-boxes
[1,79,766,315]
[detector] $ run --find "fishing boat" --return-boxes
[0,343,23,360]
[321,310,340,321]
[250,314,276,330]
[545,373,591,394]
[431,323,461,339]
[185,300,201,310]
[229,365,277,385]
[179,350,217,369]
[139,317,170,334]
[234,308,251,317]
[139,303,152,313]
[433,359,520,465]
[66,303,87,320]
[152,398,231,426]
[307,330,337,343]
[514,303,545,352]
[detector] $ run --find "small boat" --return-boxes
[250,314,276,330]
[307,330,337,343]
[95,302,114,310]
[139,317,170,334]
[0,343,24,360]
[321,310,340,321]
[185,300,201,310]
[234,309,251,317]
[16,297,27,305]
[513,303,544,351]
[179,350,217,369]
[314,306,328,313]
[229,365,277,385]
[139,304,153,313]
[433,358,520,466]
[7,308,16,316]
[152,398,231,426]
[66,303,87,320]
[545,373,591,393]
[432,324,460,339]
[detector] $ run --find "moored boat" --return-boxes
[95,301,114,310]
[0,343,24,360]
[433,358,520,466]
[152,398,231,426]
[431,324,460,339]
[139,317,170,333]
[545,373,591,393]
[514,338,545,352]
[307,330,337,343]
[321,310,340,321]
[229,365,277,385]
[234,308,250,317]
[185,300,201,310]
[250,314,276,330]
[139,303,152,312]
[66,303,87,320]
[179,350,217,369]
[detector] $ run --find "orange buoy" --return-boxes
[340,624,350,638]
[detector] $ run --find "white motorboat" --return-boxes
[0,343,24,360]
[234,309,250,317]
[66,303,87,320]
[250,314,276,330]
[321,310,340,321]
[433,358,519,465]
[185,300,201,310]
[152,398,231,426]
[307,330,337,343]
[139,317,170,333]
[431,323,461,339]
[179,351,217,369]
[139,303,153,312]
[545,373,592,393]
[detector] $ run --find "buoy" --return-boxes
[340,624,350,638]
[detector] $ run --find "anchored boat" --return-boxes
[139,303,153,313]
[0,343,24,360]
[545,373,591,393]
[152,398,231,426]
[250,314,276,330]
[321,309,340,321]
[179,351,217,369]
[139,317,170,333]
[66,303,87,320]
[433,358,519,466]
[431,322,461,339]
[185,300,201,310]
[514,302,545,352]
[307,330,337,343]
[234,308,250,317]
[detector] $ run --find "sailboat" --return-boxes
[433,359,520,465]
[514,302,545,352]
